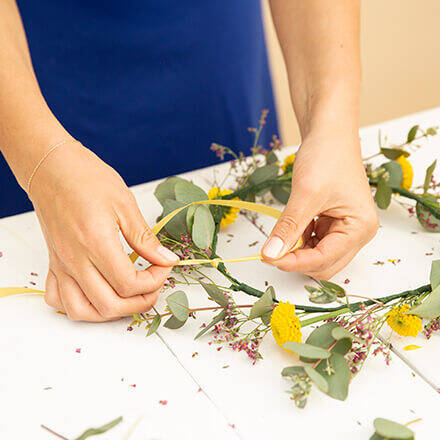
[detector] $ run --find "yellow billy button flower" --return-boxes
[396,155,413,190]
[271,301,302,350]
[386,304,422,337]
[281,154,296,173]
[208,187,240,228]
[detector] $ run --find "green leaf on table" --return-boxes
[407,125,419,143]
[369,433,384,440]
[374,418,414,439]
[174,181,208,204]
[430,259,440,290]
[147,314,161,337]
[266,150,278,165]
[375,176,392,210]
[416,196,440,232]
[164,315,187,329]
[191,205,215,250]
[382,161,404,188]
[249,288,274,320]
[199,282,229,307]
[162,199,188,239]
[195,310,227,340]
[423,159,437,194]
[308,290,337,304]
[281,365,306,378]
[154,176,187,206]
[304,366,329,393]
[166,290,189,321]
[282,341,330,360]
[407,285,440,319]
[74,416,123,440]
[380,147,410,160]
[315,352,350,401]
[320,280,346,298]
[331,326,366,346]
[271,185,291,204]
[301,322,352,363]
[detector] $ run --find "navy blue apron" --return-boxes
[1,0,278,217]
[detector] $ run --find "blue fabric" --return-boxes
[1,0,278,217]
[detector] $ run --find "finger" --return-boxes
[89,231,172,298]
[305,248,358,280]
[272,228,360,274]
[118,195,179,266]
[57,272,111,322]
[76,264,160,319]
[261,192,316,261]
[44,269,65,312]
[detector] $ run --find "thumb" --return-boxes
[261,196,315,261]
[120,204,179,267]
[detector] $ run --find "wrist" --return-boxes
[292,80,360,141]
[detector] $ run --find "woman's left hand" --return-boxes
[261,131,379,280]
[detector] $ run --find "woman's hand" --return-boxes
[262,132,379,280]
[30,141,179,321]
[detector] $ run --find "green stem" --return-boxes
[299,307,351,327]
[369,181,440,219]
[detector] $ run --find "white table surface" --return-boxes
[1,108,440,439]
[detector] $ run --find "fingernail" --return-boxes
[262,236,284,259]
[157,245,180,262]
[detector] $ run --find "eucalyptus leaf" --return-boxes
[248,165,279,196]
[304,366,329,393]
[166,290,189,321]
[380,147,410,160]
[174,181,208,204]
[271,185,291,204]
[199,282,229,307]
[248,165,279,185]
[331,326,366,346]
[309,290,337,304]
[430,259,440,290]
[301,322,352,363]
[382,161,404,188]
[315,352,350,401]
[186,205,198,232]
[407,285,440,319]
[162,199,188,239]
[407,125,419,143]
[154,176,186,206]
[375,176,392,210]
[164,315,187,329]
[249,288,274,319]
[281,365,306,377]
[320,280,346,297]
[195,310,227,340]
[192,205,215,250]
[283,341,330,359]
[74,416,123,440]
[147,314,161,337]
[374,418,414,440]
[423,160,437,194]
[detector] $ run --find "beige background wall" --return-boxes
[263,0,440,145]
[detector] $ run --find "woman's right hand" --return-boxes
[29,140,179,322]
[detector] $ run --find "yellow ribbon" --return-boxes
[0,199,302,298]
[130,199,302,266]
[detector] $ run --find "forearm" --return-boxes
[269,0,361,139]
[0,0,70,190]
